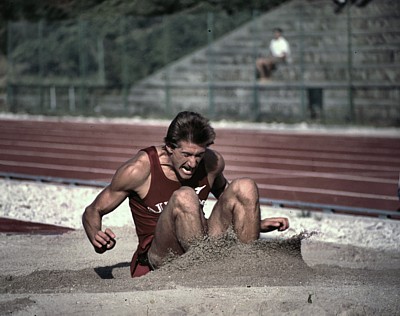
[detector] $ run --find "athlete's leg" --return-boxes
[207,178,260,243]
[148,186,207,268]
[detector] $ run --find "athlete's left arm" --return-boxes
[211,173,228,199]
[205,149,228,199]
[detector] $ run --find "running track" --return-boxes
[1,118,399,218]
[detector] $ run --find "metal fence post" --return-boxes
[97,37,105,85]
[6,21,15,112]
[50,86,57,111]
[163,15,171,117]
[38,20,45,112]
[207,12,215,119]
[298,5,307,121]
[68,86,76,112]
[78,19,88,113]
[346,3,355,123]
[120,17,129,110]
[7,85,15,112]
[251,10,260,122]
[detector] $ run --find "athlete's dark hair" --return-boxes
[164,111,216,148]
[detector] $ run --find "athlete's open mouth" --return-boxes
[181,165,193,175]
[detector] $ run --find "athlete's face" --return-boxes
[168,141,206,180]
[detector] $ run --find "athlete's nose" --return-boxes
[187,156,197,168]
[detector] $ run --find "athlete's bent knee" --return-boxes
[229,178,259,202]
[169,186,199,212]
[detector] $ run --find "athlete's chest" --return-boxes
[143,173,210,214]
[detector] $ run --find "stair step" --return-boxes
[124,0,399,124]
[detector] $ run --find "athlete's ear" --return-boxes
[165,142,178,154]
[165,144,173,154]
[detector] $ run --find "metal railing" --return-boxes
[5,1,400,125]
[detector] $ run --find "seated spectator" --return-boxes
[256,28,291,82]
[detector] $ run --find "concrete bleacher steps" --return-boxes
[113,0,399,125]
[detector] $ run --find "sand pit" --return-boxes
[0,179,399,315]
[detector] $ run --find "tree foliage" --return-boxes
[2,0,288,85]
[1,0,288,21]
[1,0,288,55]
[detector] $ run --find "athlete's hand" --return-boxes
[93,228,116,254]
[260,217,289,233]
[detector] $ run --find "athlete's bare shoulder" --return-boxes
[111,150,151,193]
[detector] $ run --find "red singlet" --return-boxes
[129,146,211,277]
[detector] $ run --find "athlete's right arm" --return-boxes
[82,152,150,253]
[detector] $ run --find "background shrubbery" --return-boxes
[1,0,288,88]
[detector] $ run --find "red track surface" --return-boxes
[1,118,399,215]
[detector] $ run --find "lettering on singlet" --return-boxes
[194,185,206,195]
[146,185,207,214]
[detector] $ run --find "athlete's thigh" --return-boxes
[207,178,258,232]
[148,203,182,263]
[148,192,206,266]
[206,190,234,235]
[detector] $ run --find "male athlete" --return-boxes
[82,111,289,277]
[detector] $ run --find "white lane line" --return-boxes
[225,165,395,184]
[257,183,398,201]
[0,160,114,175]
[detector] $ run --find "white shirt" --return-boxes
[269,37,291,62]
